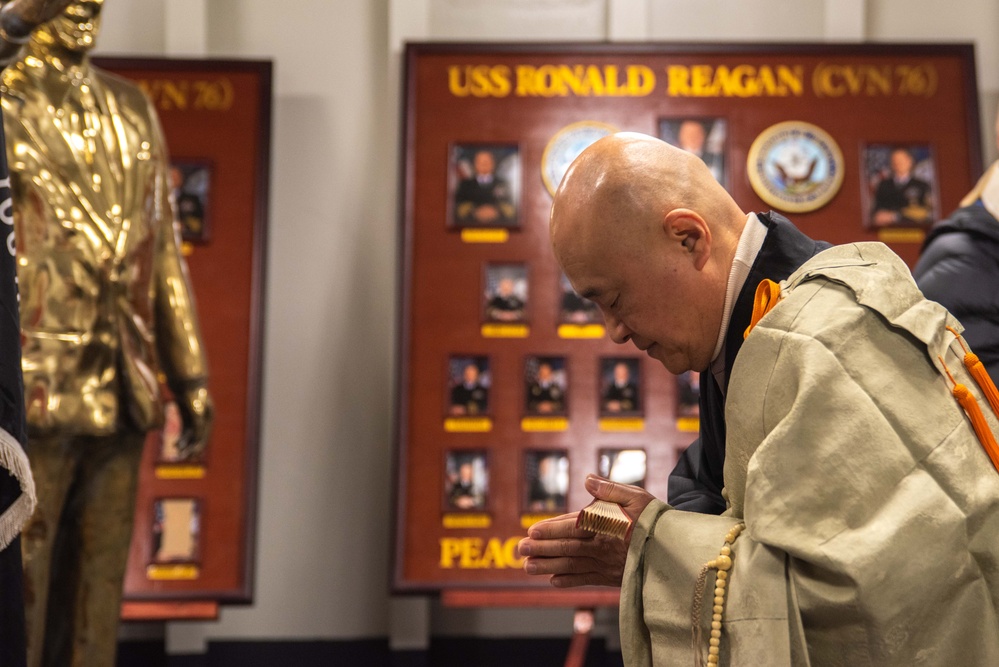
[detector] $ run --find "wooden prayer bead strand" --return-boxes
[704,522,745,666]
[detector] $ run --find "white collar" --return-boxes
[709,212,768,393]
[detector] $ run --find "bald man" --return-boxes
[519,133,999,665]
[563,133,827,514]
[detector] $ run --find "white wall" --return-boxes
[427,0,606,40]
[103,0,399,649]
[206,0,398,642]
[203,0,396,640]
[97,0,166,53]
[649,0,826,41]
[94,0,999,651]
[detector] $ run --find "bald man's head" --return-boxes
[550,132,740,250]
[549,132,746,373]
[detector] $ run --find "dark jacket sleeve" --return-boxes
[667,371,727,514]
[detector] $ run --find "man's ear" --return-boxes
[663,209,711,270]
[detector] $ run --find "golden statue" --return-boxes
[0,1,214,664]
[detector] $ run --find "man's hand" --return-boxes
[175,381,214,461]
[1,0,74,42]
[518,474,656,588]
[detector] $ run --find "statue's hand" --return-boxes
[1,0,74,42]
[175,381,214,461]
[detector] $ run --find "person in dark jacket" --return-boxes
[913,195,999,380]
[914,109,999,380]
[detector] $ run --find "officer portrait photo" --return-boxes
[659,116,727,186]
[864,143,938,229]
[151,498,202,564]
[558,271,601,325]
[675,370,701,418]
[446,355,490,416]
[483,263,528,323]
[599,357,643,416]
[523,450,569,513]
[597,448,647,487]
[443,450,488,511]
[524,356,567,416]
[170,160,212,243]
[449,143,520,228]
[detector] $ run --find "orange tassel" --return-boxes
[964,352,999,418]
[940,356,999,473]
[744,279,781,340]
[952,384,999,472]
[947,326,999,418]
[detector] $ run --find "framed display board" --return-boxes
[394,42,981,591]
[89,57,272,615]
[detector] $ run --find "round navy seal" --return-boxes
[747,121,844,213]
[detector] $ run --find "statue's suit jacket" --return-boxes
[1,51,207,437]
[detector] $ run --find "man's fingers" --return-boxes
[525,513,589,540]
[519,534,600,560]
[523,555,606,577]
[584,474,649,507]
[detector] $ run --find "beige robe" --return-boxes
[621,242,999,666]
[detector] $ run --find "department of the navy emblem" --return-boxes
[747,121,844,213]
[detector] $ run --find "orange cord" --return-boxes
[743,279,781,340]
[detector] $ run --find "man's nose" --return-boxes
[605,314,632,345]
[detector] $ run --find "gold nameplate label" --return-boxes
[442,513,492,529]
[461,228,510,244]
[447,63,939,101]
[444,417,493,433]
[520,513,559,529]
[155,465,207,480]
[138,77,236,112]
[480,323,529,338]
[439,536,524,569]
[146,564,200,581]
[521,417,569,432]
[599,417,645,432]
[676,417,700,433]
[557,324,605,339]
[877,228,926,244]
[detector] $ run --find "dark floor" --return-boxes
[117,638,626,667]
